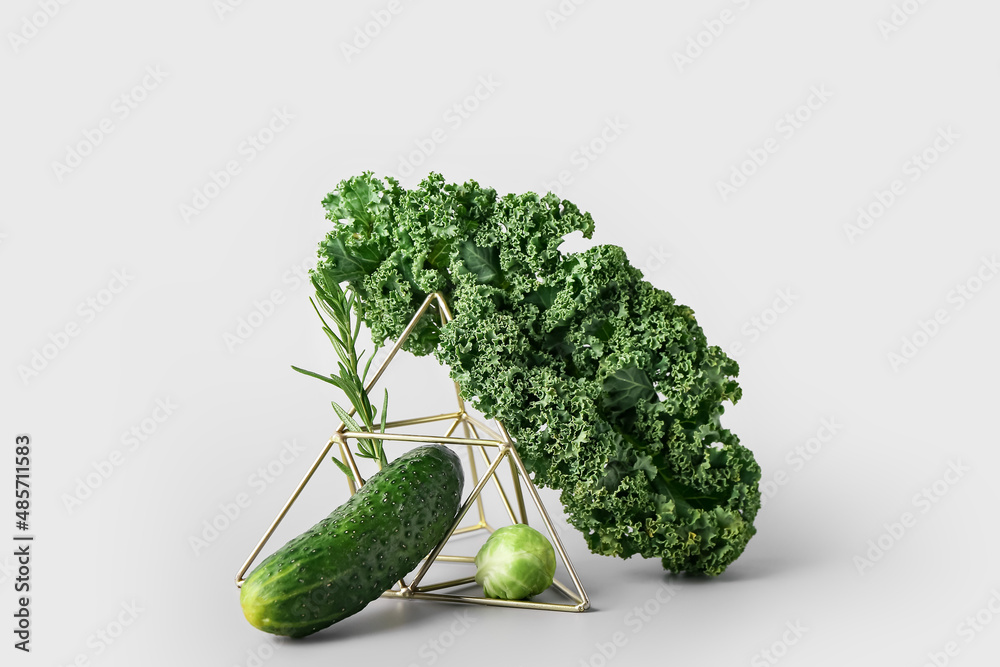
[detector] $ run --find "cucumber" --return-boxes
[240,444,464,637]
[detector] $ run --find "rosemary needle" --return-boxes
[291,279,389,473]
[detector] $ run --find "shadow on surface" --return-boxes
[288,596,471,643]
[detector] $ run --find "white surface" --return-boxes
[3,1,999,665]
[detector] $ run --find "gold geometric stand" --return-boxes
[235,292,590,613]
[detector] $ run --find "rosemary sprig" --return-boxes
[291,279,389,475]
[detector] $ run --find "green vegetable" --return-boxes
[311,172,761,576]
[475,524,556,600]
[240,445,464,637]
[292,279,388,473]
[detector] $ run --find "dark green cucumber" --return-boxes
[240,444,464,637]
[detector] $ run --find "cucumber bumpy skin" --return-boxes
[240,444,464,637]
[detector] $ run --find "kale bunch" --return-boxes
[312,172,761,575]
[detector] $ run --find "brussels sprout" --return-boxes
[474,524,556,600]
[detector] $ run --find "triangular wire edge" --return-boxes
[237,291,589,611]
[397,436,589,611]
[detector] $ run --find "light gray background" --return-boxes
[4,1,999,665]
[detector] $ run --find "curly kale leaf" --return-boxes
[312,172,761,576]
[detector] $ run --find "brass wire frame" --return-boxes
[235,292,590,613]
